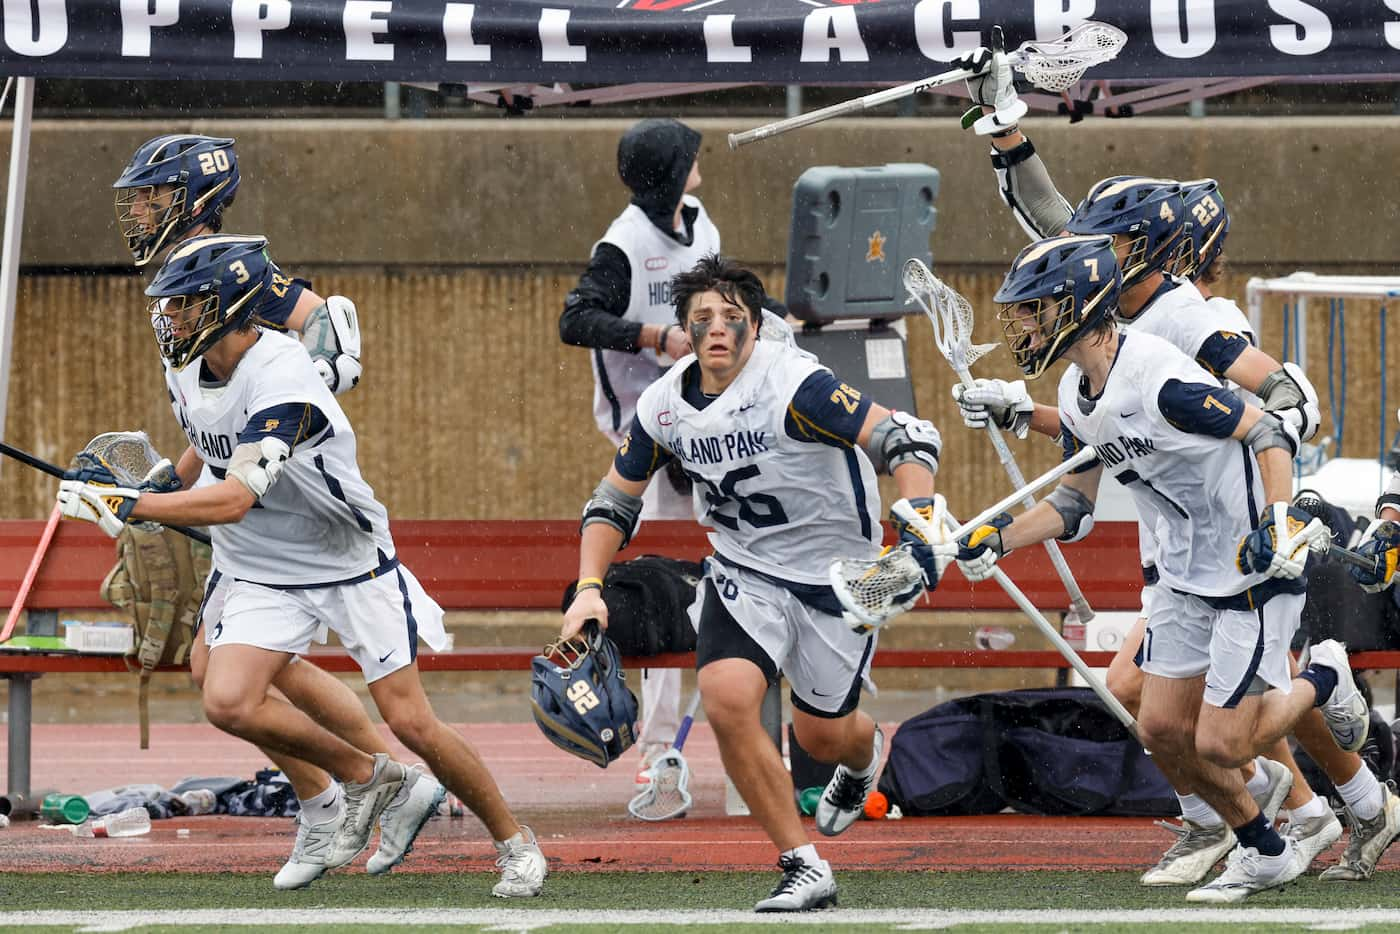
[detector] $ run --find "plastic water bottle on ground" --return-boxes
[92,806,151,838]
[974,626,1015,651]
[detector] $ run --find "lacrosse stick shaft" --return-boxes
[727,65,972,149]
[1315,541,1383,576]
[948,446,1098,542]
[902,501,1138,736]
[0,441,212,546]
[952,364,1096,623]
[0,504,60,644]
[673,689,702,750]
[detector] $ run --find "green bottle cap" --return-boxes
[798,787,823,816]
[40,794,90,824]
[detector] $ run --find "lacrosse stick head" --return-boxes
[627,751,693,822]
[830,545,927,634]
[902,259,999,371]
[78,431,179,533]
[1012,21,1127,93]
[993,235,1121,379]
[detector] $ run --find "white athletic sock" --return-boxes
[1335,764,1384,821]
[1177,792,1224,828]
[1286,793,1328,823]
[850,731,881,779]
[1244,757,1272,796]
[783,843,821,867]
[300,782,342,824]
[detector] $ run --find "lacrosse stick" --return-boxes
[904,258,1096,625]
[627,690,703,822]
[0,437,211,545]
[894,500,1139,737]
[727,20,1126,149]
[832,495,949,633]
[1290,492,1383,577]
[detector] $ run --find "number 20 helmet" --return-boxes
[145,234,273,370]
[113,135,241,266]
[1065,176,1184,290]
[993,234,1121,379]
[530,623,639,768]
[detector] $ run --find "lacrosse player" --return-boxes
[951,62,1395,882]
[114,134,397,890]
[949,234,1370,902]
[58,235,546,899]
[559,254,943,912]
[559,119,804,795]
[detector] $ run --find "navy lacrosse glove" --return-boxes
[1352,520,1400,593]
[892,497,943,591]
[1236,502,1324,579]
[956,512,1013,582]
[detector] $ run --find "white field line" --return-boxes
[2,907,1396,932]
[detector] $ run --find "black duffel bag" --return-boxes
[561,555,701,657]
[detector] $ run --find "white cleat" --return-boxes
[1186,837,1305,903]
[492,825,547,898]
[1320,788,1400,881]
[326,753,408,870]
[754,855,838,912]
[273,810,340,890]
[1281,808,1344,871]
[366,764,446,876]
[1307,640,1370,753]
[1252,757,1294,824]
[1140,820,1234,886]
[815,725,884,837]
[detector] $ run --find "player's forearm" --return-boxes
[892,462,935,502]
[129,479,255,527]
[576,520,626,583]
[1001,501,1065,551]
[1254,447,1294,505]
[1030,403,1061,438]
[174,445,203,490]
[281,288,324,334]
[1222,345,1282,395]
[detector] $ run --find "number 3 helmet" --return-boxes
[530,623,639,768]
[145,234,273,370]
[1065,176,1184,289]
[114,135,241,266]
[993,234,1121,379]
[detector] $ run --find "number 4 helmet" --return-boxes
[1065,176,1184,289]
[113,135,241,266]
[145,234,273,370]
[993,234,1121,379]
[530,623,639,768]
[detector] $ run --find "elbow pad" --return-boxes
[302,296,363,395]
[1243,413,1299,459]
[1258,362,1319,442]
[867,411,941,477]
[1377,470,1400,518]
[1046,484,1095,543]
[227,437,290,499]
[990,139,1074,240]
[581,478,644,548]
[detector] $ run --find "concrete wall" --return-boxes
[4,116,1398,268]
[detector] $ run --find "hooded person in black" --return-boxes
[559,118,704,357]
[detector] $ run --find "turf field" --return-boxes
[4,871,1400,932]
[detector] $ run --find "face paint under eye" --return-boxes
[724,318,749,345]
[689,320,708,348]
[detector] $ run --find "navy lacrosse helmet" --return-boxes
[114,135,241,266]
[146,234,273,370]
[1171,178,1231,281]
[530,623,639,768]
[1065,176,1184,290]
[994,234,1121,379]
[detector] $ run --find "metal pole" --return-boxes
[785,85,802,119]
[0,77,34,453]
[384,82,401,120]
[6,674,35,798]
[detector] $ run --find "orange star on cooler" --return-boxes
[866,230,886,263]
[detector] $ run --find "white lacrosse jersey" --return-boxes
[590,197,721,436]
[1057,331,1270,599]
[165,329,393,586]
[621,341,883,586]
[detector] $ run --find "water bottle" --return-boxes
[39,794,90,825]
[92,806,151,838]
[1061,605,1087,651]
[974,625,1015,651]
[178,789,217,816]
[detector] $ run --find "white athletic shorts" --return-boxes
[689,558,877,717]
[1141,587,1304,710]
[205,563,448,683]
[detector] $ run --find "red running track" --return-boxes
[0,722,1383,875]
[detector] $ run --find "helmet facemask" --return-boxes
[997,293,1077,380]
[148,284,262,370]
[116,183,188,266]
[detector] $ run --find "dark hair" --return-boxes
[671,253,765,325]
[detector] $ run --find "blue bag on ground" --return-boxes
[879,687,1176,817]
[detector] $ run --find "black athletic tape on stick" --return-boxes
[1292,492,1382,578]
[0,441,212,546]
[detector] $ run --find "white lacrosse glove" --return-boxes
[957,46,1028,136]
[1236,501,1328,580]
[57,452,177,537]
[951,379,1034,439]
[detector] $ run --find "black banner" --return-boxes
[1,1,1397,84]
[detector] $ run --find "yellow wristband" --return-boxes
[576,577,604,593]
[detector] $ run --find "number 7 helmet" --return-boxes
[145,234,273,370]
[993,234,1121,379]
[114,135,240,266]
[1065,176,1184,289]
[530,623,639,768]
